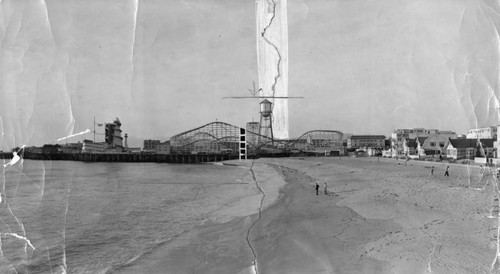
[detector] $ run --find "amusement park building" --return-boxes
[156,141,171,154]
[289,130,344,155]
[105,118,124,149]
[143,139,161,151]
[82,140,109,153]
[347,135,386,149]
[168,121,345,156]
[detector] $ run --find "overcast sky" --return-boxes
[0,0,499,149]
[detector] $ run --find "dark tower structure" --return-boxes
[259,99,273,145]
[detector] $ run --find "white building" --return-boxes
[82,140,108,153]
[246,122,260,148]
[465,127,497,139]
[391,128,457,157]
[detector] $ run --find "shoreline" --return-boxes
[249,161,396,273]
[117,159,288,274]
[120,157,498,273]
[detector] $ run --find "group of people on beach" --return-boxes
[315,182,328,195]
[429,165,449,176]
[432,164,500,178]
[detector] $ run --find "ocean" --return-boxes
[0,159,256,273]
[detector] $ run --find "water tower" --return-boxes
[259,99,273,144]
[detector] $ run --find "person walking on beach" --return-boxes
[315,183,319,195]
[444,165,449,177]
[431,166,434,175]
[324,182,328,195]
[480,165,484,176]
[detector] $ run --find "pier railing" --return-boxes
[0,152,242,164]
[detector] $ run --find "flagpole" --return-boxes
[94,116,95,142]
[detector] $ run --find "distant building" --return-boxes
[402,138,419,156]
[416,137,427,156]
[391,128,434,156]
[42,144,61,154]
[82,140,108,153]
[465,127,497,139]
[447,138,495,160]
[125,147,141,153]
[420,134,451,155]
[25,146,42,154]
[347,135,386,149]
[61,142,83,154]
[392,128,437,143]
[391,128,457,156]
[156,141,171,154]
[143,140,161,151]
[439,132,459,140]
[446,139,477,160]
[246,122,260,148]
[105,118,124,149]
[478,139,495,158]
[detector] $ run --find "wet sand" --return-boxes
[120,157,499,273]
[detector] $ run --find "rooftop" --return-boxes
[449,138,495,148]
[350,135,386,139]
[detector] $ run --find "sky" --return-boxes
[0,0,499,149]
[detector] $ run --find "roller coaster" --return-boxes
[169,121,343,156]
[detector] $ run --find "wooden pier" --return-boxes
[0,152,243,164]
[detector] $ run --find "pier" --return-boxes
[0,152,242,164]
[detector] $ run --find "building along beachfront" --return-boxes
[391,128,457,157]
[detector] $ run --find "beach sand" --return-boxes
[120,157,499,273]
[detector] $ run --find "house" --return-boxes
[400,137,428,158]
[391,128,457,156]
[446,139,495,160]
[478,139,495,158]
[446,139,477,160]
[402,138,418,156]
[416,137,427,156]
[421,134,450,156]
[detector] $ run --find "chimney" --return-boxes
[124,133,128,148]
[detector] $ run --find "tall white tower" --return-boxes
[256,0,289,139]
